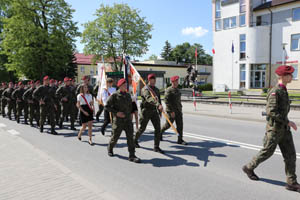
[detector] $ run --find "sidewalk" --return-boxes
[0,129,113,200]
[180,102,300,125]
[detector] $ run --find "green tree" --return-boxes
[82,3,153,71]
[171,42,212,65]
[148,54,158,60]
[160,40,172,61]
[1,0,80,80]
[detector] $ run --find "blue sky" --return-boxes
[65,0,213,60]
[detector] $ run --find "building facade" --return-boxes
[213,0,300,91]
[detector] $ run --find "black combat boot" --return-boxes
[17,118,20,123]
[108,149,114,157]
[177,138,188,145]
[286,182,300,192]
[129,155,141,163]
[24,119,28,125]
[242,165,259,181]
[134,140,140,148]
[154,147,165,154]
[40,125,43,133]
[30,121,34,127]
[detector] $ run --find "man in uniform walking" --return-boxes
[0,83,7,117]
[56,77,76,130]
[12,82,28,124]
[3,82,17,120]
[33,76,57,135]
[134,73,164,154]
[160,76,187,145]
[23,81,39,127]
[242,65,300,192]
[105,78,141,163]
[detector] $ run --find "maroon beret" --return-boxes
[64,77,69,82]
[171,76,179,82]
[117,78,126,87]
[29,81,34,84]
[58,81,62,84]
[18,81,23,86]
[82,75,89,81]
[50,79,55,84]
[9,82,13,84]
[2,82,6,86]
[43,76,49,81]
[275,65,295,76]
[148,73,156,80]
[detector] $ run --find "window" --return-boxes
[292,65,298,80]
[216,0,221,18]
[240,0,246,13]
[240,64,246,88]
[80,66,85,73]
[215,19,222,31]
[291,34,300,51]
[240,34,246,59]
[90,69,94,75]
[239,14,246,26]
[223,17,236,29]
[256,16,262,26]
[292,8,300,21]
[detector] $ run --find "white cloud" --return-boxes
[181,26,208,38]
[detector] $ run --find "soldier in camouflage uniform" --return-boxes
[3,82,17,120]
[0,83,7,116]
[134,74,164,154]
[33,76,57,135]
[23,81,39,127]
[56,77,76,130]
[160,76,187,145]
[106,78,141,163]
[12,82,28,124]
[243,65,300,192]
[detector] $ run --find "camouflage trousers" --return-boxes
[134,109,161,148]
[28,103,40,124]
[40,104,55,131]
[1,98,6,116]
[60,102,76,127]
[161,111,183,140]
[247,127,297,184]
[16,102,28,121]
[7,100,16,119]
[107,118,135,157]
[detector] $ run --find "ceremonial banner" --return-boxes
[97,62,106,104]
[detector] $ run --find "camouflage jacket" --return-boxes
[0,87,7,98]
[33,85,55,104]
[140,85,161,111]
[3,88,15,101]
[266,84,290,129]
[105,90,132,121]
[23,87,37,104]
[164,86,182,113]
[12,87,26,103]
[56,85,76,103]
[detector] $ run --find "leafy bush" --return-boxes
[198,83,213,91]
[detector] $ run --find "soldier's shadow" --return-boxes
[139,132,239,168]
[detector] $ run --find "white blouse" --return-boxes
[77,94,93,105]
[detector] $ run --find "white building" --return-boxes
[212,0,300,91]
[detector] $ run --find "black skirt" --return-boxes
[80,105,94,123]
[131,102,138,113]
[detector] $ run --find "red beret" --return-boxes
[43,76,49,81]
[117,78,126,87]
[9,82,13,84]
[18,82,23,86]
[275,65,295,76]
[35,80,40,84]
[50,79,55,83]
[58,81,62,84]
[148,73,156,80]
[82,76,89,80]
[171,76,179,82]
[64,77,69,82]
[2,82,6,86]
[29,81,34,84]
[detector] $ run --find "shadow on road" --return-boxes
[260,178,286,187]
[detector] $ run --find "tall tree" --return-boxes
[160,40,172,61]
[148,54,158,61]
[1,0,80,80]
[81,3,153,71]
[171,42,212,65]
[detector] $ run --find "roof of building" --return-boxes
[74,53,122,65]
[253,0,300,11]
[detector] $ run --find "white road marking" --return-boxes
[0,123,6,128]
[8,129,20,135]
[146,126,300,159]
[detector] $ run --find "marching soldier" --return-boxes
[33,76,57,135]
[243,65,300,192]
[0,83,7,116]
[12,82,28,124]
[23,81,39,127]
[56,77,76,130]
[134,74,164,154]
[160,76,187,145]
[3,82,17,120]
[106,78,141,163]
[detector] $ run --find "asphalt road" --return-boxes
[1,109,300,200]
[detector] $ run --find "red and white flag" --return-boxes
[129,62,141,96]
[97,61,107,104]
